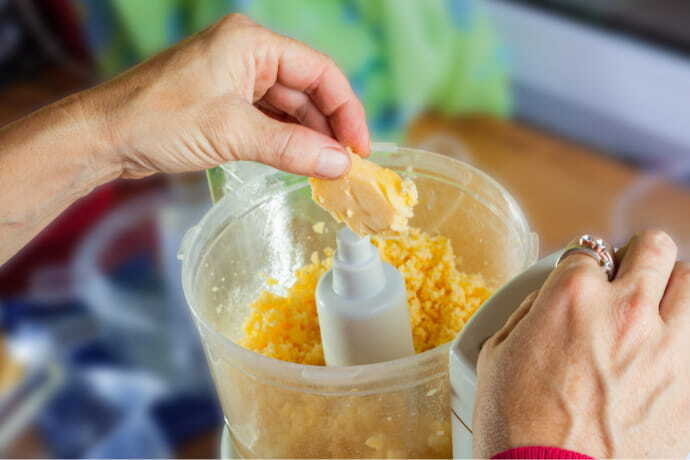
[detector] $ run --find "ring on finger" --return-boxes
[555,234,617,281]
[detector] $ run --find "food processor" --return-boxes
[179,143,539,458]
[450,251,561,457]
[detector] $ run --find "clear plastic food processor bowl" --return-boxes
[180,144,538,458]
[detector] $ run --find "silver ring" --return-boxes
[556,234,617,281]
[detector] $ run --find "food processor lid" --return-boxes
[449,251,561,429]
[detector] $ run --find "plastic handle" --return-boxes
[449,251,563,437]
[456,251,561,370]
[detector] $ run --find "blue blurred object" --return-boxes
[38,370,123,458]
[1,187,219,458]
[2,291,220,457]
[69,339,126,368]
[71,193,212,392]
[38,367,170,458]
[0,299,87,334]
[12,327,220,458]
[110,252,162,294]
[152,393,222,448]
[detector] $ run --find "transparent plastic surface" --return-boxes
[181,145,538,458]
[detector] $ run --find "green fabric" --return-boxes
[81,0,511,139]
[112,0,173,56]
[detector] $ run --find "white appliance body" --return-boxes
[450,252,561,458]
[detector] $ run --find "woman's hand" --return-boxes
[0,14,368,265]
[474,230,690,458]
[87,13,369,179]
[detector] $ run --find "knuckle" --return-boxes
[293,101,311,123]
[215,14,260,40]
[221,13,253,26]
[309,47,335,66]
[322,53,337,68]
[623,278,657,311]
[304,54,337,96]
[479,335,495,353]
[317,53,338,76]
[477,338,496,366]
[559,266,599,299]
[639,229,677,256]
[553,269,607,316]
[625,286,650,312]
[275,124,300,169]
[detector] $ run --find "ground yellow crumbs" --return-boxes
[240,228,492,365]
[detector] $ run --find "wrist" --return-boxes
[0,90,124,264]
[69,88,125,182]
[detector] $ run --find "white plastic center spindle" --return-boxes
[316,227,415,366]
[332,230,385,298]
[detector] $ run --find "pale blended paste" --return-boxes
[309,151,418,236]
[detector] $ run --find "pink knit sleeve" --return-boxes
[491,446,594,459]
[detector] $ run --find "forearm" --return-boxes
[0,92,121,265]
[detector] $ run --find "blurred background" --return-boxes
[0,0,689,457]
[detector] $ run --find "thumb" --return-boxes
[229,100,351,179]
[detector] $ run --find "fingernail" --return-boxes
[315,147,349,178]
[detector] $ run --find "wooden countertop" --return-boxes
[408,114,690,258]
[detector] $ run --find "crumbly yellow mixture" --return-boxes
[240,228,492,365]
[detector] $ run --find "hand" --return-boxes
[84,13,369,179]
[474,230,690,458]
[0,14,368,265]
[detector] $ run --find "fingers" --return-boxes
[223,99,350,178]
[660,261,690,326]
[532,240,610,317]
[255,100,298,124]
[275,38,370,156]
[261,84,334,138]
[490,290,539,347]
[614,230,677,315]
[213,14,369,155]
